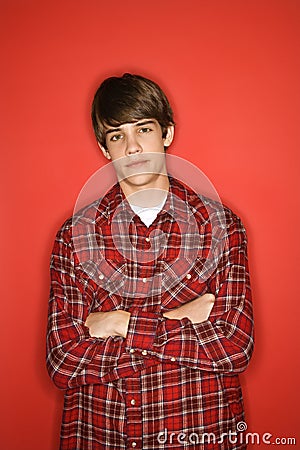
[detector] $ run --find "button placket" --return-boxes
[125,377,142,450]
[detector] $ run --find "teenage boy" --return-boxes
[47,73,254,449]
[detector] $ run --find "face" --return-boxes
[99,119,174,197]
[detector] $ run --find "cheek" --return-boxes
[108,146,124,160]
[146,136,165,151]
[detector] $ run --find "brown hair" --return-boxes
[91,73,175,148]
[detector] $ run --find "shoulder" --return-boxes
[203,196,247,241]
[55,182,121,241]
[171,177,246,241]
[55,197,103,237]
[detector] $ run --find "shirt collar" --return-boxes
[94,176,203,225]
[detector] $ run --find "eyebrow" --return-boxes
[105,120,156,135]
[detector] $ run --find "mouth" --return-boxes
[125,159,149,169]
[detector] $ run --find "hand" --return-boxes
[163,293,215,324]
[85,310,130,339]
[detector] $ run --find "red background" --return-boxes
[1,1,299,448]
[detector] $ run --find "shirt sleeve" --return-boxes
[46,225,160,390]
[123,217,254,373]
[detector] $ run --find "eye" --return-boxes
[110,134,123,142]
[138,127,152,134]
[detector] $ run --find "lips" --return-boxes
[125,159,149,168]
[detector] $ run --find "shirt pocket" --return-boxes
[77,257,128,301]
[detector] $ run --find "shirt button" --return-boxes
[145,237,150,242]
[170,357,176,362]
[186,273,191,280]
[98,273,104,280]
[130,399,136,405]
[142,277,147,283]
[141,350,148,356]
[131,442,137,448]
[129,348,135,354]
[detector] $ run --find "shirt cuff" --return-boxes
[124,307,161,355]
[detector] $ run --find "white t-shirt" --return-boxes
[130,199,166,227]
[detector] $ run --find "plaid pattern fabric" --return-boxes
[46,177,254,449]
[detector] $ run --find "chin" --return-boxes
[124,173,157,187]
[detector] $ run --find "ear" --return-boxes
[163,125,175,148]
[97,142,111,160]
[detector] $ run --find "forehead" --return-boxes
[104,119,161,133]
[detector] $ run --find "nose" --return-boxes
[125,133,142,156]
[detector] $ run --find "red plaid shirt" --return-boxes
[47,177,254,449]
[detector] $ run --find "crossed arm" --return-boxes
[47,216,254,389]
[85,293,216,338]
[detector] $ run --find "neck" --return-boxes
[119,174,170,207]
